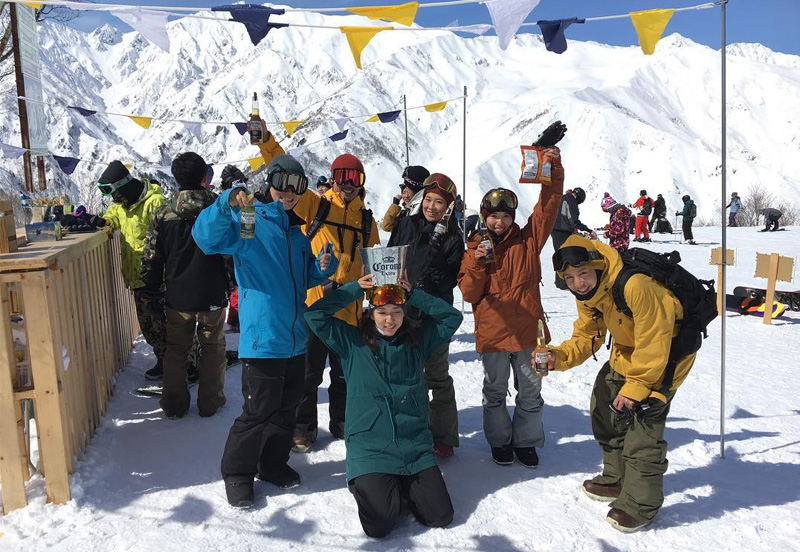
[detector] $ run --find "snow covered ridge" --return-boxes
[0,9,799,226]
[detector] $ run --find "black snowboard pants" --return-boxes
[682,217,694,241]
[295,332,346,438]
[221,355,304,481]
[348,466,454,538]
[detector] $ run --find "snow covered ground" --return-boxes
[1,226,799,551]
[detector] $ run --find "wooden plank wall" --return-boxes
[0,231,138,514]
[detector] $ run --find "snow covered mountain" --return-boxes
[1,8,799,226]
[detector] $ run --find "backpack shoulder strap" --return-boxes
[611,267,636,317]
[361,208,373,246]
[306,197,331,240]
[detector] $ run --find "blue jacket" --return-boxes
[192,188,338,358]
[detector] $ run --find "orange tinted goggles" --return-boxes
[332,168,365,187]
[369,284,408,307]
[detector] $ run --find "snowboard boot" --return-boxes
[582,480,621,502]
[513,447,539,468]
[491,444,514,466]
[257,464,301,489]
[606,508,651,533]
[225,477,254,509]
[145,359,164,381]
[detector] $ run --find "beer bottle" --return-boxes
[478,214,495,262]
[430,201,454,248]
[248,92,263,145]
[533,320,549,376]
[240,195,256,239]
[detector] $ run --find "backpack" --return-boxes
[688,202,697,219]
[306,197,373,259]
[639,198,652,216]
[611,248,717,395]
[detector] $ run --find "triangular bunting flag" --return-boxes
[53,155,80,175]
[365,115,380,123]
[206,164,214,188]
[69,105,97,116]
[129,116,153,129]
[247,155,265,171]
[537,17,584,54]
[329,129,349,142]
[0,143,26,159]
[347,2,419,27]
[233,122,248,135]
[424,101,447,112]
[629,9,674,55]
[212,5,288,47]
[378,110,401,123]
[23,3,42,9]
[287,146,308,157]
[448,23,492,35]
[183,121,203,140]
[340,26,393,69]
[124,163,133,169]
[113,7,171,52]
[335,118,349,132]
[484,0,541,50]
[282,121,304,136]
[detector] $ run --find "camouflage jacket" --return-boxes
[141,189,229,312]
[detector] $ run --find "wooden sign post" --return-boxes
[754,252,795,325]
[710,247,735,317]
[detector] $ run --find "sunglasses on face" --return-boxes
[552,246,602,273]
[480,188,518,211]
[268,171,309,194]
[96,174,133,196]
[332,168,365,188]
[369,284,408,307]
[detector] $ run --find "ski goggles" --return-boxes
[369,284,408,308]
[422,174,456,197]
[480,188,518,211]
[96,174,133,196]
[267,171,308,194]
[331,168,366,188]
[552,246,602,273]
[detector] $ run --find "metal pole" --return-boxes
[462,86,467,313]
[403,95,410,166]
[720,0,728,460]
[10,4,34,193]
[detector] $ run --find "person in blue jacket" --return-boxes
[192,155,338,509]
[304,275,462,538]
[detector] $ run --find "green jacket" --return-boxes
[103,181,168,289]
[304,281,462,482]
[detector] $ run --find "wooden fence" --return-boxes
[0,228,139,514]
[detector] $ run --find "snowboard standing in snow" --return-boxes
[725,295,787,318]
[733,286,800,311]
[136,352,240,397]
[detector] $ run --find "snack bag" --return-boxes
[519,145,552,185]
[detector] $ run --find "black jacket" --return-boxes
[552,193,590,234]
[387,212,464,305]
[653,196,667,218]
[141,189,229,312]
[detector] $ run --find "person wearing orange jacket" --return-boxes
[290,153,381,450]
[543,235,697,533]
[458,147,563,468]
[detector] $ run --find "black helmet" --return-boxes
[317,175,328,186]
[640,189,647,196]
[682,194,690,202]
[572,187,586,204]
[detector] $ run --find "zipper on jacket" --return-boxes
[286,225,299,356]
[383,396,397,446]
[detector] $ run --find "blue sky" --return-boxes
[66,0,798,56]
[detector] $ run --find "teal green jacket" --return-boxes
[304,281,462,482]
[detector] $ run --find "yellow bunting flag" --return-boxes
[124,163,132,169]
[629,9,674,55]
[365,115,380,123]
[128,116,153,129]
[282,121,304,136]
[24,3,43,8]
[248,156,265,171]
[347,1,419,27]
[424,101,447,113]
[340,26,393,69]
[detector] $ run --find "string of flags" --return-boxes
[4,0,722,66]
[0,94,465,176]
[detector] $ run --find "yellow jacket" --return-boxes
[257,133,285,167]
[550,240,695,403]
[293,188,381,325]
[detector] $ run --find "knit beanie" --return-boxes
[401,165,430,193]
[98,160,130,185]
[601,192,618,213]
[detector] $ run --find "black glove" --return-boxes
[90,215,107,228]
[140,291,165,318]
[533,120,568,147]
[221,165,248,189]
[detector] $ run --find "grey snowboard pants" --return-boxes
[481,347,545,448]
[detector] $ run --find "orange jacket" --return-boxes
[458,167,564,353]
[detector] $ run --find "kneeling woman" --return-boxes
[304,274,463,538]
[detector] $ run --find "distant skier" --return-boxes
[631,190,653,243]
[726,192,742,227]
[648,194,667,232]
[761,207,783,232]
[675,195,697,244]
[551,187,594,289]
